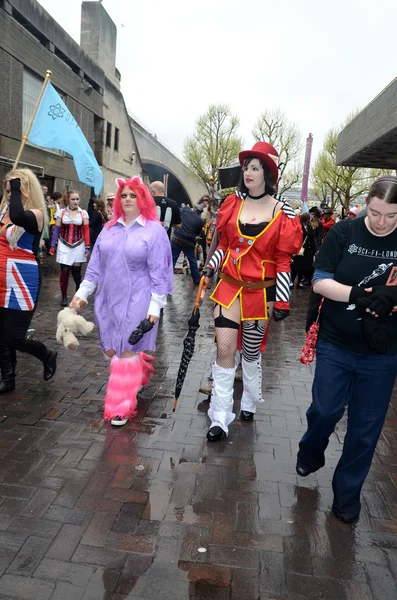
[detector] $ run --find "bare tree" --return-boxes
[183,104,242,188]
[252,108,304,194]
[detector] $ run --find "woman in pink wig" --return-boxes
[70,177,173,426]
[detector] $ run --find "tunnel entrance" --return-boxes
[142,163,192,206]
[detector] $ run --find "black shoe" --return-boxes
[240,410,254,421]
[206,426,226,442]
[0,348,16,394]
[332,506,360,524]
[43,350,57,381]
[296,459,315,477]
[60,296,68,307]
[0,378,15,394]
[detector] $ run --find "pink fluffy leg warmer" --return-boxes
[139,352,155,387]
[104,356,143,421]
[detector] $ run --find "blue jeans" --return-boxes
[171,242,200,284]
[298,339,397,519]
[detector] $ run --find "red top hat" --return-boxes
[239,142,279,182]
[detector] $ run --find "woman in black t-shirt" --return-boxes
[297,176,397,524]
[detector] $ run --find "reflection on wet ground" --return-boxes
[0,264,396,599]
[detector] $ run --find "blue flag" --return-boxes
[28,83,104,195]
[302,201,309,213]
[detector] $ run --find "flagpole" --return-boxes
[13,70,52,170]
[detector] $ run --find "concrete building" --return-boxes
[80,2,142,197]
[0,0,143,204]
[337,77,397,169]
[0,0,107,203]
[0,0,206,206]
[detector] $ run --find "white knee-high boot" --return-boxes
[240,356,263,413]
[207,362,236,434]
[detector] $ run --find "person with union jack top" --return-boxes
[0,169,57,394]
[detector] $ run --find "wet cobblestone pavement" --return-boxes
[0,261,397,599]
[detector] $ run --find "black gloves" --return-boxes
[201,266,215,279]
[349,286,371,304]
[10,178,21,192]
[273,308,289,322]
[356,286,397,319]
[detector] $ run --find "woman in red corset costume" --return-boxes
[50,190,90,306]
[202,142,302,442]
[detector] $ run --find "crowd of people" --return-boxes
[1,146,397,526]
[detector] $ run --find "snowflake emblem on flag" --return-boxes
[348,243,358,254]
[48,103,65,120]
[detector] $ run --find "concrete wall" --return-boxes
[0,0,206,208]
[101,79,143,197]
[337,77,397,168]
[0,0,105,205]
[81,1,119,90]
[130,117,207,204]
[4,0,104,90]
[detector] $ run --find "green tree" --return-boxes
[252,108,303,195]
[183,104,242,187]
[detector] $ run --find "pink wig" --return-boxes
[106,176,158,228]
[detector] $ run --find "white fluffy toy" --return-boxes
[56,307,95,351]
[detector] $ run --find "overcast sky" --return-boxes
[38,0,397,166]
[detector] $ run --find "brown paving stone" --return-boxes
[80,568,120,600]
[209,545,259,570]
[0,499,26,531]
[286,573,346,600]
[259,550,286,598]
[1,271,397,598]
[21,489,58,518]
[49,582,85,600]
[231,567,260,600]
[108,531,155,554]
[34,558,94,587]
[178,560,232,587]
[76,496,122,514]
[7,517,62,538]
[7,535,52,576]
[209,515,234,546]
[0,574,55,599]
[342,581,374,600]
[72,545,127,569]
[44,505,92,526]
[46,524,88,561]
[365,563,397,600]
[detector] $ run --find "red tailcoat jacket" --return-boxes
[210,193,302,321]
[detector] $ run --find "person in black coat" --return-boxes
[88,198,107,249]
[309,206,324,249]
[291,212,317,288]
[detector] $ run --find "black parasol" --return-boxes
[173,277,207,412]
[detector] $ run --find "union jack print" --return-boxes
[1,258,38,311]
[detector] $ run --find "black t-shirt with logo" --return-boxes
[315,218,397,354]
[154,196,181,237]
